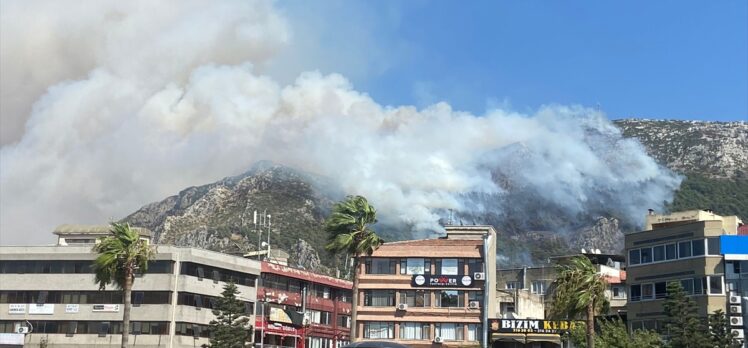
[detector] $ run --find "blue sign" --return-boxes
[720,235,748,255]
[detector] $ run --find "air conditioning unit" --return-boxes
[16,327,29,334]
[731,295,742,304]
[433,336,444,343]
[732,329,745,339]
[468,301,480,309]
[474,272,486,280]
[731,316,744,326]
[731,305,743,314]
[397,303,408,311]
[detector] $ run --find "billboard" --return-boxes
[28,304,54,315]
[8,304,25,315]
[411,275,474,287]
[92,304,120,312]
[490,319,580,334]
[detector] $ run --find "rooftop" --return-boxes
[53,224,152,237]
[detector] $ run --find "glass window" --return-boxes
[640,248,652,263]
[630,284,641,302]
[531,281,546,295]
[709,276,723,294]
[435,323,464,341]
[439,259,459,275]
[400,290,430,307]
[612,286,626,299]
[680,279,694,295]
[399,322,430,340]
[436,290,463,307]
[679,241,692,258]
[467,259,483,275]
[363,322,394,339]
[402,258,425,275]
[505,281,521,290]
[654,282,667,299]
[367,258,395,274]
[642,283,654,300]
[629,249,640,265]
[707,237,720,255]
[468,291,483,306]
[337,315,351,328]
[653,246,665,262]
[692,240,705,256]
[694,277,704,295]
[665,244,677,260]
[364,290,395,307]
[467,324,481,342]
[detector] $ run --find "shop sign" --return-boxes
[28,304,54,315]
[92,304,120,312]
[269,308,293,324]
[411,275,474,287]
[8,304,26,314]
[490,319,580,334]
[65,304,80,313]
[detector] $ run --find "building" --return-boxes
[354,225,496,347]
[255,261,352,348]
[0,225,260,348]
[721,235,748,345]
[625,209,744,332]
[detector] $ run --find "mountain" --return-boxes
[124,120,748,270]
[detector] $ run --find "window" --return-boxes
[312,284,330,299]
[500,302,515,314]
[629,249,641,265]
[435,323,464,341]
[337,290,352,303]
[653,245,665,262]
[306,310,332,325]
[400,258,426,275]
[180,262,256,286]
[175,322,210,338]
[438,259,460,275]
[641,284,654,300]
[531,281,546,295]
[679,241,692,258]
[364,290,395,307]
[436,290,463,307]
[692,240,705,256]
[505,281,521,290]
[630,284,641,302]
[337,315,351,328]
[468,291,483,306]
[680,279,694,295]
[467,259,483,275]
[400,290,430,307]
[612,286,626,299]
[709,276,723,295]
[694,277,704,295]
[707,237,720,255]
[665,244,677,260]
[366,258,396,274]
[363,322,394,339]
[399,322,430,340]
[654,282,667,299]
[467,324,482,342]
[640,248,652,263]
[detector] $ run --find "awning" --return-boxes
[526,334,561,344]
[492,333,525,343]
[491,333,561,345]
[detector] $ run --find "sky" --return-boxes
[0,0,743,245]
[279,0,748,121]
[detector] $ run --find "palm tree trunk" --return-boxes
[350,258,359,342]
[586,302,594,348]
[122,270,133,348]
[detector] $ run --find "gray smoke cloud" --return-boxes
[0,0,682,245]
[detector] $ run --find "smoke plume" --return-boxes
[0,0,681,245]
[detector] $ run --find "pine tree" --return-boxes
[709,309,742,348]
[209,282,252,348]
[662,282,710,348]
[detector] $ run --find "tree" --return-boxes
[662,281,710,348]
[92,222,155,348]
[324,195,382,341]
[209,282,252,348]
[569,318,663,348]
[549,256,607,348]
[709,309,742,348]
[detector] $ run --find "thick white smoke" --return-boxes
[0,1,681,245]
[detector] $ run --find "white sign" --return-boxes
[92,304,120,312]
[0,333,25,345]
[8,304,26,314]
[28,304,54,315]
[65,304,80,313]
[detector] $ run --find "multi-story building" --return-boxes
[625,209,744,332]
[0,225,260,348]
[355,225,497,347]
[255,261,352,348]
[721,235,748,345]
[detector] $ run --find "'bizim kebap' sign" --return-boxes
[490,319,580,334]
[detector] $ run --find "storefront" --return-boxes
[489,319,578,348]
[255,317,304,348]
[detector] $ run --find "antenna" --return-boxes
[448,209,454,226]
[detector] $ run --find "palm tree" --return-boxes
[92,222,156,348]
[549,256,607,348]
[324,195,382,341]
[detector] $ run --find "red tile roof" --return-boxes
[370,238,483,258]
